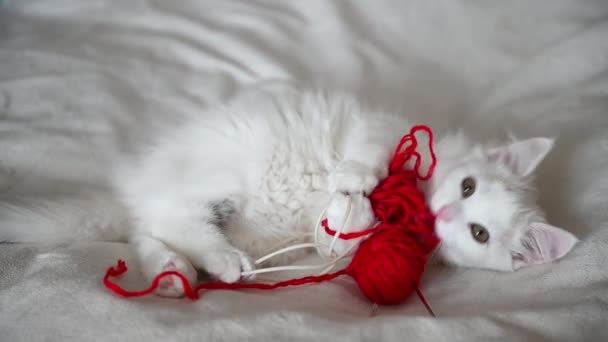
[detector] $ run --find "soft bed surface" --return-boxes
[1,1,608,341]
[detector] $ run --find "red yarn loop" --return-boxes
[104,259,347,300]
[103,124,438,313]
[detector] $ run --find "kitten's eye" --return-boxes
[470,223,489,244]
[461,177,476,198]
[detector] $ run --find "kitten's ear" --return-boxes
[511,222,578,270]
[487,137,554,177]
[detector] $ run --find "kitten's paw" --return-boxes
[200,248,254,283]
[321,193,375,256]
[329,161,379,196]
[326,193,375,233]
[154,255,197,298]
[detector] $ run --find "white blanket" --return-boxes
[1,1,607,341]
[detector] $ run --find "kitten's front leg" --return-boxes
[321,193,376,256]
[159,220,255,285]
[132,198,254,292]
[325,139,393,250]
[328,160,381,196]
[131,235,198,298]
[329,143,391,195]
[324,148,387,254]
[328,113,407,196]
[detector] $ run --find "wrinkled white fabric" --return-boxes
[1,1,607,341]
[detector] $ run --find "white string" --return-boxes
[254,242,319,265]
[241,235,361,277]
[241,193,360,278]
[313,193,353,259]
[258,235,304,257]
[327,197,353,257]
[313,192,337,258]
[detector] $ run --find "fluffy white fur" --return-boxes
[1,88,578,297]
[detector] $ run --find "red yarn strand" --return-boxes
[103,260,198,299]
[414,284,436,317]
[104,259,436,316]
[104,259,348,300]
[322,219,378,239]
[389,125,436,180]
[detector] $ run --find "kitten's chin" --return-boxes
[426,255,452,267]
[435,252,458,267]
[426,242,455,267]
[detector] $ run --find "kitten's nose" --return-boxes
[436,205,456,223]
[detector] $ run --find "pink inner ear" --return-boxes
[513,223,578,269]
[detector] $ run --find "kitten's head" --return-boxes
[423,133,578,271]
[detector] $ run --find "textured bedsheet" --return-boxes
[1,1,608,341]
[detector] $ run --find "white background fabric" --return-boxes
[1,1,607,341]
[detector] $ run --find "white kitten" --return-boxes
[0,87,578,297]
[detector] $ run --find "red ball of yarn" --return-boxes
[322,124,438,305]
[347,226,428,304]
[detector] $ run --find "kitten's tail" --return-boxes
[0,191,130,244]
